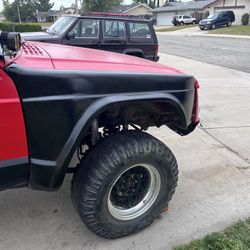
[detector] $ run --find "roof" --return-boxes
[36,11,58,17]
[151,0,217,13]
[37,9,76,17]
[112,3,152,13]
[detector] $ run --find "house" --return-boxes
[36,11,57,22]
[152,0,216,25]
[112,3,152,17]
[152,0,250,26]
[209,0,250,25]
[0,13,6,22]
[36,7,76,23]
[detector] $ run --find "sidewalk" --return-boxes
[157,26,250,39]
[0,54,250,250]
[192,32,250,39]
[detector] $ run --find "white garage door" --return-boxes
[214,7,245,25]
[157,12,175,26]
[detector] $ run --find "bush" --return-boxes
[241,13,249,26]
[0,22,42,32]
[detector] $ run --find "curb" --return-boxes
[190,33,250,40]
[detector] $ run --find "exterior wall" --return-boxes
[0,14,6,22]
[159,0,166,7]
[209,0,250,25]
[126,6,151,16]
[37,16,47,22]
[156,12,176,25]
[155,9,208,25]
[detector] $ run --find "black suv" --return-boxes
[21,13,159,61]
[199,11,235,30]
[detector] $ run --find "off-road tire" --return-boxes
[71,130,178,239]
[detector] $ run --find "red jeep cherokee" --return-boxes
[0,32,199,239]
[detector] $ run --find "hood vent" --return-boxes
[22,43,44,56]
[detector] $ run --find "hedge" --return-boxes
[241,13,249,26]
[0,22,42,32]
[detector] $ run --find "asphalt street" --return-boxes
[158,35,250,73]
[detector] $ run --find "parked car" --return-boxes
[21,13,159,62]
[172,15,197,26]
[0,32,199,239]
[199,11,235,30]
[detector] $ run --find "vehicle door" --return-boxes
[183,16,192,24]
[63,18,101,49]
[127,21,155,59]
[100,19,127,53]
[0,69,29,188]
[222,12,229,25]
[217,12,225,26]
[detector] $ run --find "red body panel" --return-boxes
[0,69,28,161]
[9,42,181,74]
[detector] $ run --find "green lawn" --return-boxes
[209,25,250,36]
[175,218,250,250]
[155,25,197,32]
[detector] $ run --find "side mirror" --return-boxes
[67,31,75,40]
[0,32,21,52]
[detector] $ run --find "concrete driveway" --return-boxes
[0,54,250,250]
[156,26,206,36]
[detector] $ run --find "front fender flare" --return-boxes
[30,93,187,190]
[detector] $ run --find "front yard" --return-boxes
[209,25,250,36]
[175,218,250,250]
[155,25,197,32]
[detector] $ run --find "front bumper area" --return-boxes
[199,24,212,29]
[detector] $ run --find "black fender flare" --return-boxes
[29,93,187,191]
[51,93,187,189]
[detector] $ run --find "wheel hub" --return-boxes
[110,166,150,209]
[108,164,161,220]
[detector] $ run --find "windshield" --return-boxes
[207,13,219,19]
[47,16,76,35]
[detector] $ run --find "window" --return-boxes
[183,16,191,19]
[72,19,99,38]
[47,16,76,35]
[129,23,151,39]
[103,20,126,38]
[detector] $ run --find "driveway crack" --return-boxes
[198,126,250,165]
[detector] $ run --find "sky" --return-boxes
[0,0,133,12]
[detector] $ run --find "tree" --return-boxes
[35,0,54,11]
[133,0,161,8]
[82,0,123,12]
[2,0,54,22]
[3,0,35,22]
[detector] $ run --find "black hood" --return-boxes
[21,31,59,41]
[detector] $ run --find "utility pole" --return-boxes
[17,1,21,23]
[75,0,79,14]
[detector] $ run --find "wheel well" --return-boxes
[71,101,185,169]
[97,101,182,130]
